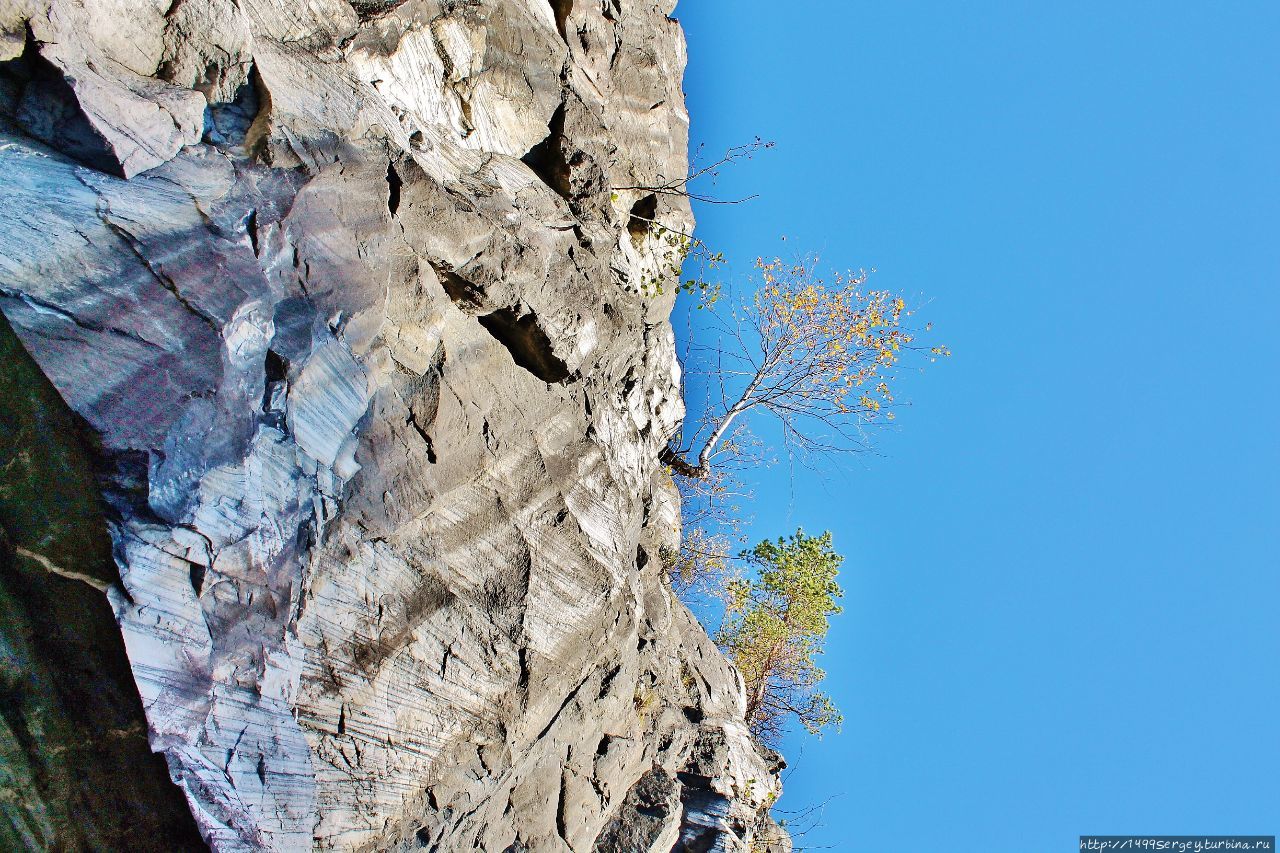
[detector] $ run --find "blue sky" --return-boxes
[675,2,1280,850]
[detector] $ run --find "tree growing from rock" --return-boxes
[716,530,844,746]
[662,255,948,478]
[618,137,774,301]
[614,136,775,205]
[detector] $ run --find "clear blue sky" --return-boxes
[675,2,1279,851]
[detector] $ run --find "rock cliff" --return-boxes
[0,0,789,850]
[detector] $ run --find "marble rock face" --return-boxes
[0,0,789,850]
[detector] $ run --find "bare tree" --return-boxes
[618,138,774,301]
[614,137,775,205]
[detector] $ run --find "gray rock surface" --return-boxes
[0,0,789,850]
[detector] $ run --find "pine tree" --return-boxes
[717,530,844,745]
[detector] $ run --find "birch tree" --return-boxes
[662,255,948,478]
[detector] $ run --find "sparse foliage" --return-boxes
[614,136,776,205]
[667,523,736,603]
[663,254,949,477]
[629,215,726,306]
[716,530,844,746]
[664,424,768,607]
[615,137,774,302]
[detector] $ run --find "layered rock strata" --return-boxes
[0,0,789,850]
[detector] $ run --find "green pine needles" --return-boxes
[716,530,844,746]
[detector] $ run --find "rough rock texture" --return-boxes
[0,0,790,850]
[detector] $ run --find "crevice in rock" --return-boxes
[261,349,289,425]
[439,643,452,678]
[243,64,274,158]
[96,214,222,335]
[0,31,121,176]
[188,562,206,597]
[627,194,657,248]
[436,264,571,384]
[203,65,263,152]
[520,103,571,201]
[476,308,571,384]
[265,349,289,383]
[406,409,437,463]
[350,0,410,22]
[435,264,485,311]
[554,769,570,844]
[245,209,260,257]
[597,662,621,699]
[536,669,594,740]
[456,90,475,138]
[676,770,713,789]
[517,647,530,690]
[0,288,164,351]
[386,160,402,217]
[548,0,572,43]
[681,827,719,853]
[634,802,668,819]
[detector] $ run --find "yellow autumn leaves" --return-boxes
[750,256,943,425]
